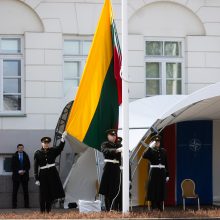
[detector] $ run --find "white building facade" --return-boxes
[0,0,220,208]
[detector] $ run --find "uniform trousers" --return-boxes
[39,183,52,213]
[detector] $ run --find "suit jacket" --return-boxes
[12,151,30,182]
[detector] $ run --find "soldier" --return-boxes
[34,132,67,213]
[142,134,169,211]
[11,144,30,209]
[99,129,123,211]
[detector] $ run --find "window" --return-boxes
[0,154,13,175]
[145,39,184,96]
[63,40,91,97]
[0,37,23,114]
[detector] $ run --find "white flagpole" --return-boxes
[122,0,129,213]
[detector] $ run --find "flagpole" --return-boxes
[122,0,129,213]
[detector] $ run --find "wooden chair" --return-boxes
[181,179,200,210]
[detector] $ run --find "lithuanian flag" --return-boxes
[66,0,122,150]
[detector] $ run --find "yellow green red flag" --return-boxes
[66,0,122,150]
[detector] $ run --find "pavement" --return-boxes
[0,206,220,219]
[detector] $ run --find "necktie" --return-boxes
[19,153,23,168]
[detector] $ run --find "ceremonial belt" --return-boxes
[104,159,119,164]
[150,164,165,169]
[40,163,55,170]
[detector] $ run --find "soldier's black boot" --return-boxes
[46,201,52,213]
[40,202,46,213]
[105,197,111,211]
[151,201,157,210]
[157,201,164,211]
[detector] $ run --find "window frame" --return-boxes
[0,36,24,116]
[0,153,13,175]
[144,37,185,96]
[63,37,92,98]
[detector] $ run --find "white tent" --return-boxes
[118,95,186,151]
[125,82,220,152]
[63,82,220,207]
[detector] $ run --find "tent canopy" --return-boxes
[118,95,186,151]
[120,82,220,151]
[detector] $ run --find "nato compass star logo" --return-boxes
[189,138,202,152]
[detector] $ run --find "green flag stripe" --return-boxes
[83,58,118,150]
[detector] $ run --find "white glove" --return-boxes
[35,180,40,186]
[116,147,123,153]
[149,141,156,148]
[18,170,25,174]
[166,177,169,182]
[61,131,67,142]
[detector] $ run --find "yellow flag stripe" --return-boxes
[66,0,113,141]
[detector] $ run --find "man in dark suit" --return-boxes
[12,144,30,208]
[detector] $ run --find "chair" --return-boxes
[181,179,200,210]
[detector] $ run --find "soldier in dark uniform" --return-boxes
[99,129,123,211]
[34,132,67,213]
[142,134,169,211]
[11,144,30,208]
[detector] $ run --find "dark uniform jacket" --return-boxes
[34,141,65,201]
[99,141,122,197]
[143,147,169,201]
[12,151,30,182]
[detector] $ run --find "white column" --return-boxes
[122,0,129,213]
